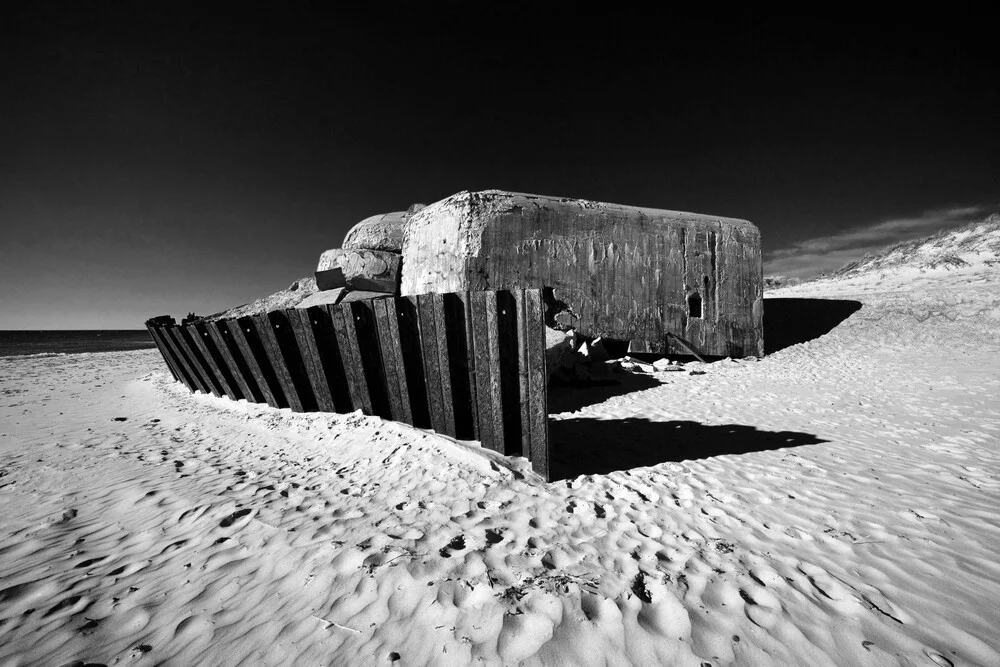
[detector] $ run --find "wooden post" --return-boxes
[396,296,430,428]
[187,324,238,400]
[416,294,443,433]
[513,290,531,455]
[349,300,392,419]
[206,320,261,403]
[178,326,224,396]
[470,291,498,452]
[164,327,211,395]
[230,317,283,408]
[287,309,337,412]
[461,291,480,440]
[329,303,372,415]
[270,310,318,412]
[443,292,475,440]
[374,298,412,423]
[146,326,182,384]
[251,313,304,412]
[431,293,456,437]
[524,289,549,479]
[195,322,244,401]
[496,290,523,454]
[484,289,506,451]
[307,305,353,413]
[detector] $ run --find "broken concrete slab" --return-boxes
[295,288,347,310]
[338,289,394,304]
[294,288,394,310]
[315,267,346,291]
[316,248,402,294]
[400,190,763,357]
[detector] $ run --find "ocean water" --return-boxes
[0,330,156,357]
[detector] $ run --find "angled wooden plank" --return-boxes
[417,294,446,434]
[251,313,304,412]
[350,300,391,419]
[178,326,224,396]
[309,305,353,413]
[206,320,259,402]
[461,291,480,440]
[443,292,474,440]
[496,290,523,454]
[470,291,497,451]
[287,309,336,412]
[187,324,234,399]
[270,310,318,412]
[666,332,708,363]
[194,322,243,400]
[164,326,208,393]
[396,296,430,428]
[146,325,180,380]
[513,290,531,454]
[431,293,456,437]
[146,326,181,383]
[525,288,549,480]
[156,327,197,392]
[330,303,372,415]
[165,327,211,394]
[230,317,282,407]
[373,298,406,422]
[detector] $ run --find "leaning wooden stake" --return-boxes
[666,332,707,363]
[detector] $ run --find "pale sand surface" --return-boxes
[1,266,998,666]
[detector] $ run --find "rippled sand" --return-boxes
[1,265,998,666]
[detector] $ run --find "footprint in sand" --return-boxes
[219,508,252,528]
[439,535,466,558]
[74,556,107,569]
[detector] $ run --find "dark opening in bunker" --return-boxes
[688,292,702,318]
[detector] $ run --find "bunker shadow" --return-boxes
[548,372,661,415]
[764,298,862,354]
[548,418,827,481]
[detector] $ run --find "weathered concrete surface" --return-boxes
[343,212,408,252]
[401,190,763,356]
[342,204,426,253]
[316,248,402,294]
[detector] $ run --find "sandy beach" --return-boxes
[2,259,998,666]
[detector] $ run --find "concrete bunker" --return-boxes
[315,190,763,357]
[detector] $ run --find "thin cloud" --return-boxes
[764,206,987,278]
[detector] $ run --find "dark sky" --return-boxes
[2,5,997,328]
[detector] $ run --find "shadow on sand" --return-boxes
[549,418,827,480]
[764,298,862,354]
[548,372,661,415]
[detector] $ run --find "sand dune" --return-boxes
[2,262,999,665]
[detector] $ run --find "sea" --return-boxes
[0,330,157,357]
